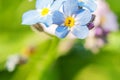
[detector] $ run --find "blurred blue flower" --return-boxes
[22,0,65,27]
[52,0,92,39]
[78,0,97,12]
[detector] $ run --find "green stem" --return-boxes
[25,36,60,80]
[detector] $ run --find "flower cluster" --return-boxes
[85,0,118,53]
[22,0,97,39]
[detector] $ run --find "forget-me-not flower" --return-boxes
[52,0,92,39]
[22,0,65,27]
[78,0,97,12]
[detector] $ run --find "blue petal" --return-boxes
[72,25,89,39]
[51,0,66,11]
[36,0,54,9]
[63,0,78,16]
[84,0,97,12]
[22,10,41,25]
[78,1,84,6]
[52,11,64,25]
[43,15,53,27]
[55,26,70,38]
[78,0,97,12]
[75,9,92,25]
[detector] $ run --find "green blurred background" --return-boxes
[0,0,120,80]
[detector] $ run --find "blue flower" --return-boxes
[22,0,65,27]
[78,0,97,12]
[52,0,92,39]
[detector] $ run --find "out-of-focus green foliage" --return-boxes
[0,0,120,80]
[107,0,120,23]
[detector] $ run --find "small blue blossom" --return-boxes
[52,0,92,39]
[22,0,65,27]
[78,0,97,12]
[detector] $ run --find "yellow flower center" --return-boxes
[41,8,49,16]
[101,16,106,24]
[64,17,75,28]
